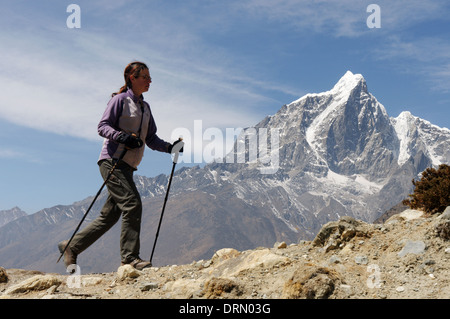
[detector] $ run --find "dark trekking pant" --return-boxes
[70,159,142,264]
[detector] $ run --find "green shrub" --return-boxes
[402,164,450,214]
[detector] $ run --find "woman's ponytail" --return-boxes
[112,61,149,97]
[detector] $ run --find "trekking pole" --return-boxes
[57,147,128,263]
[149,138,184,265]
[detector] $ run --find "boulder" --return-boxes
[202,277,243,298]
[211,248,240,264]
[435,220,450,240]
[399,209,424,221]
[312,216,372,251]
[210,249,290,278]
[4,275,61,295]
[283,265,340,299]
[397,240,426,257]
[116,265,141,281]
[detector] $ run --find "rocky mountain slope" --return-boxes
[0,207,27,228]
[2,207,450,300]
[1,71,449,274]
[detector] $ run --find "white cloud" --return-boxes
[0,4,298,143]
[0,32,109,141]
[0,1,377,145]
[239,0,448,37]
[3,0,447,145]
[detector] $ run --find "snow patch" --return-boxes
[393,111,414,166]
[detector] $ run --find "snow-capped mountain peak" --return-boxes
[294,71,393,179]
[330,70,366,96]
[222,71,450,228]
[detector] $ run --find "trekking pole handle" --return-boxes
[172,138,184,164]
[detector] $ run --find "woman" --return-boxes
[58,61,179,270]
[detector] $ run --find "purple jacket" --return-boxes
[98,88,169,169]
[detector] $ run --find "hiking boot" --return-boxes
[58,240,77,268]
[122,258,152,270]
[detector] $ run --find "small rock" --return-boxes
[116,265,141,281]
[0,267,8,283]
[424,260,435,266]
[82,277,103,287]
[341,229,356,241]
[397,240,426,257]
[399,209,423,221]
[435,221,450,240]
[439,206,450,220]
[324,240,340,252]
[139,282,159,291]
[329,255,341,264]
[396,286,405,292]
[339,244,353,255]
[212,248,240,264]
[275,242,287,249]
[46,285,58,295]
[355,255,369,265]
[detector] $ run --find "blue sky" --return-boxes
[1,0,450,214]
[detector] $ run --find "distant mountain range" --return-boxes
[0,207,27,228]
[1,71,449,274]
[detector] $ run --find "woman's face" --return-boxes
[130,68,152,96]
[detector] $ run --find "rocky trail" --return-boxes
[2,207,450,300]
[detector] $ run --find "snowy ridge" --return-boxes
[392,111,414,166]
[392,111,450,166]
